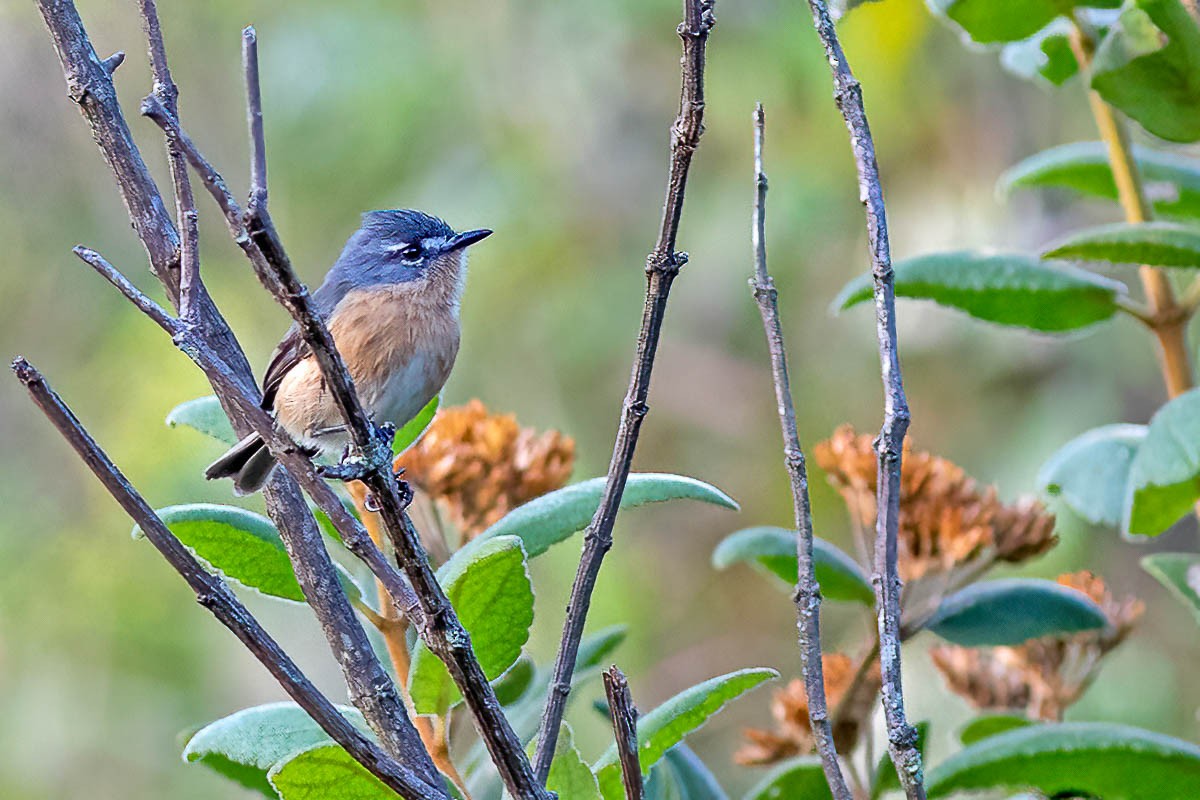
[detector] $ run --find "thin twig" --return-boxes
[231,31,548,800]
[243,27,268,215]
[11,358,446,800]
[137,0,201,320]
[532,0,716,778]
[72,246,177,333]
[802,3,924,798]
[603,667,644,800]
[748,104,852,800]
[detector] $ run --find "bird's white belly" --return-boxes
[368,350,441,430]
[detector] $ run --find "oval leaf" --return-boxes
[742,756,833,800]
[834,251,1125,332]
[1123,388,1200,536]
[393,395,438,455]
[1091,0,1200,144]
[925,578,1108,646]
[183,702,366,797]
[592,668,777,800]
[999,141,1200,220]
[268,744,395,800]
[409,535,534,714]
[958,714,1033,746]
[166,395,237,445]
[1038,423,1146,526]
[930,0,1120,44]
[711,527,873,604]
[927,722,1200,799]
[136,504,360,603]
[459,473,737,564]
[1044,222,1200,268]
[542,724,601,800]
[1141,552,1200,626]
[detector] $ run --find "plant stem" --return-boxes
[802,2,925,798]
[750,103,853,800]
[1069,23,1193,399]
[530,0,716,779]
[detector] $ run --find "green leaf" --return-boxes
[1124,388,1200,536]
[136,504,360,603]
[491,656,536,707]
[409,535,534,714]
[592,668,778,800]
[166,395,237,445]
[872,721,929,799]
[1038,423,1146,526]
[834,251,1126,332]
[456,473,737,565]
[926,722,1200,799]
[930,0,1120,44]
[711,527,873,604]
[268,744,396,800]
[1142,552,1200,625]
[1092,0,1200,143]
[999,141,1200,219]
[1001,20,1081,84]
[1044,221,1200,267]
[742,757,833,800]
[925,579,1109,645]
[393,395,438,455]
[958,714,1033,746]
[646,745,729,800]
[182,702,367,798]
[542,724,601,800]
[576,625,629,672]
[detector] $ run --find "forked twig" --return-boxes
[748,104,852,800]
[532,0,716,777]
[802,3,924,797]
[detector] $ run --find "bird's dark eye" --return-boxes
[399,244,422,260]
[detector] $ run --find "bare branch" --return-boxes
[39,1,439,782]
[748,104,853,800]
[72,246,178,334]
[243,27,268,214]
[602,667,643,800]
[802,3,924,798]
[137,0,202,320]
[10,358,446,800]
[532,0,716,778]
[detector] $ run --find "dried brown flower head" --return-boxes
[930,571,1143,721]
[396,400,576,537]
[736,653,881,765]
[813,425,1057,581]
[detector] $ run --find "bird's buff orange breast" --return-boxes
[273,284,460,453]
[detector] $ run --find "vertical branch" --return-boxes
[243,27,268,216]
[802,3,925,798]
[11,358,446,800]
[137,0,201,319]
[748,104,853,800]
[603,667,644,800]
[532,0,717,778]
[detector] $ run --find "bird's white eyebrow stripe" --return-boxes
[384,242,412,253]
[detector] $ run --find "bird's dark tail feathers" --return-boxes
[204,433,278,496]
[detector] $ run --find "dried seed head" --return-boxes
[736,653,880,765]
[396,400,576,537]
[813,425,1057,580]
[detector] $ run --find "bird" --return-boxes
[205,209,492,495]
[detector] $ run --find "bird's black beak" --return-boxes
[444,228,493,253]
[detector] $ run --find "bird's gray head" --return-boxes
[327,209,492,293]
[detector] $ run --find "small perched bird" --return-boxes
[206,209,492,495]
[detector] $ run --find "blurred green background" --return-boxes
[2,0,1199,797]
